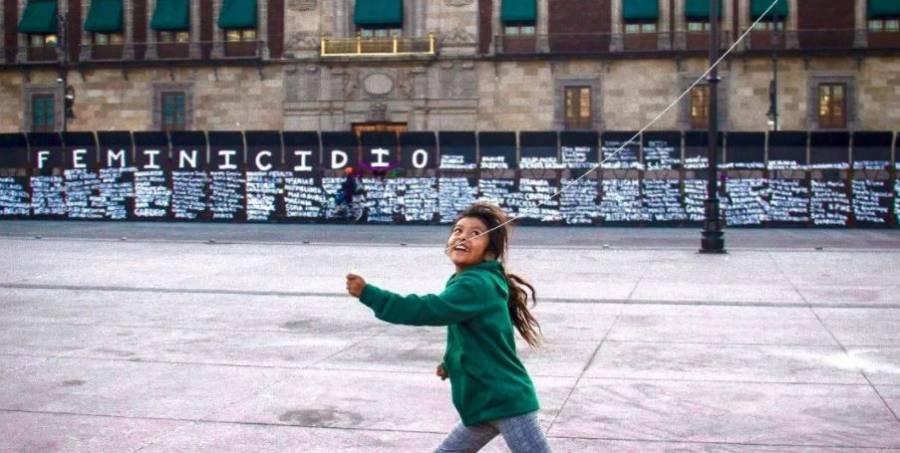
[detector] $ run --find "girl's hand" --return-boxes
[436,364,448,381]
[346,273,366,298]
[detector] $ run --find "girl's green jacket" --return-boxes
[359,260,540,426]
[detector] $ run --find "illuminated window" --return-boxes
[868,17,899,31]
[818,83,847,129]
[564,86,592,130]
[504,24,535,36]
[159,31,190,43]
[690,85,710,129]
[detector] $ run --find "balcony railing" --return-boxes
[492,29,898,55]
[320,34,436,57]
[0,41,266,65]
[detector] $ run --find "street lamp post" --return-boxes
[57,12,75,132]
[700,0,726,253]
[768,14,780,131]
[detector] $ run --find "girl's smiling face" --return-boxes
[447,216,492,272]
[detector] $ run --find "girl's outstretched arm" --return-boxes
[345,273,491,326]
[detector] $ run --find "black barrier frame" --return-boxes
[1,130,899,229]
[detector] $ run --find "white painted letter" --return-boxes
[107,149,126,167]
[370,147,390,168]
[144,149,160,170]
[255,150,272,171]
[412,149,428,169]
[219,150,237,170]
[331,150,348,169]
[72,149,87,169]
[178,149,197,169]
[37,151,50,169]
[293,150,312,172]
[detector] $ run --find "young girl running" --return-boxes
[345,202,551,453]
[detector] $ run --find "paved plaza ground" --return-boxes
[1,221,899,452]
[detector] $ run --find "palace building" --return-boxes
[0,0,897,134]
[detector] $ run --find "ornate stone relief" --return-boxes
[363,73,394,97]
[288,0,317,11]
[368,103,388,122]
[285,32,320,50]
[441,27,476,45]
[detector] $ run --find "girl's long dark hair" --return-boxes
[457,203,543,348]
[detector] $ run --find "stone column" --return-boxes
[413,0,426,36]
[854,0,867,48]
[491,0,501,53]
[212,0,223,58]
[657,0,670,50]
[79,0,90,60]
[536,0,548,52]
[17,0,27,62]
[259,0,268,58]
[611,0,623,51]
[785,0,798,48]
[335,0,348,36]
[673,0,686,49]
[189,0,200,57]
[145,0,156,58]
[123,0,135,58]
[737,0,749,50]
[0,0,4,62]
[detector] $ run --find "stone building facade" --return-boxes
[0,0,897,133]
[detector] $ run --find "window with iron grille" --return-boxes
[161,91,187,131]
[31,94,55,132]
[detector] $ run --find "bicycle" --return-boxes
[331,189,367,223]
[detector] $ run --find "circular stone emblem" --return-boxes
[363,73,394,96]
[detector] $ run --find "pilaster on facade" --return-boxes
[610,0,623,51]
[657,0,671,50]
[736,0,749,50]
[259,0,269,58]
[536,0,549,52]
[189,0,200,58]
[490,0,500,53]
[212,0,223,58]
[144,0,156,58]
[853,0,868,48]
[79,0,90,61]
[123,0,135,59]
[0,0,4,64]
[784,0,798,49]
[16,0,27,62]
[673,0,686,50]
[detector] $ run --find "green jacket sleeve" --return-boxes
[359,274,492,326]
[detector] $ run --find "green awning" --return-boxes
[623,0,659,21]
[685,0,723,20]
[218,0,257,29]
[150,0,190,31]
[18,0,57,34]
[354,0,403,27]
[84,0,123,33]
[868,0,900,18]
[501,0,536,23]
[751,0,788,19]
